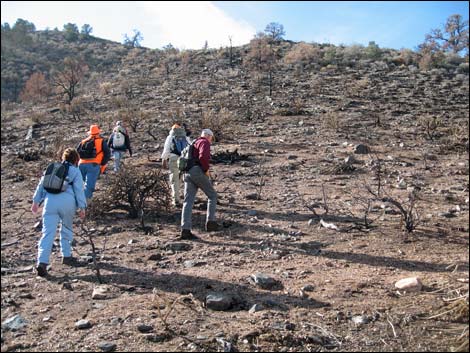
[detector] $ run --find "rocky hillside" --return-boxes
[1,27,469,352]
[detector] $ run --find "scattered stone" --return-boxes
[146,333,169,342]
[148,253,163,261]
[205,293,234,311]
[250,273,283,290]
[245,193,259,200]
[1,314,27,331]
[395,277,422,292]
[98,342,117,352]
[92,285,110,300]
[397,179,407,189]
[62,282,73,291]
[249,304,264,314]
[344,155,359,165]
[75,319,92,329]
[301,284,315,292]
[164,242,192,252]
[183,260,207,268]
[352,315,370,325]
[216,337,236,352]
[137,324,154,333]
[354,144,371,154]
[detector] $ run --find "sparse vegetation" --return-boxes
[0,15,468,353]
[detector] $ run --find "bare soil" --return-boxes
[1,67,469,352]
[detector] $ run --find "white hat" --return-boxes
[116,121,122,126]
[201,128,214,136]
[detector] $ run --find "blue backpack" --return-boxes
[170,128,188,156]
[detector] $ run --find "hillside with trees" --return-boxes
[1,17,469,352]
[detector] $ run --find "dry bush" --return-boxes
[99,81,113,95]
[110,95,127,109]
[68,96,87,120]
[424,278,469,352]
[439,119,469,154]
[283,42,321,66]
[275,97,307,116]
[19,72,51,103]
[418,115,443,140]
[369,187,421,233]
[322,111,341,131]
[199,107,235,141]
[88,166,171,229]
[29,111,48,125]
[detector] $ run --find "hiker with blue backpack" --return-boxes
[108,121,132,172]
[31,148,87,277]
[161,123,192,207]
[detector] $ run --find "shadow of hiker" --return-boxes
[64,261,329,312]
[320,250,469,273]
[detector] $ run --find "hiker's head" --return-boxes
[201,128,214,142]
[63,148,80,166]
[116,121,122,127]
[183,123,192,137]
[172,123,181,130]
[88,125,101,136]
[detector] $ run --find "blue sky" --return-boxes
[1,1,468,50]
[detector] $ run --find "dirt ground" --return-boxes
[1,106,469,352]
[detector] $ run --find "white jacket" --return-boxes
[161,129,192,160]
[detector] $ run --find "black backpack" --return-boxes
[177,139,199,172]
[78,138,97,159]
[43,162,70,194]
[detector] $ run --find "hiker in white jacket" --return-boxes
[161,123,192,207]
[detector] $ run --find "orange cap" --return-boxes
[88,125,101,135]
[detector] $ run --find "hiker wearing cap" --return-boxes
[108,121,132,172]
[161,123,192,206]
[180,128,220,240]
[76,124,111,201]
[31,148,87,277]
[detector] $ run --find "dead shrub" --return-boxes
[99,82,113,95]
[30,111,48,125]
[418,115,443,140]
[323,111,341,131]
[88,166,171,230]
[199,107,234,141]
[439,120,470,154]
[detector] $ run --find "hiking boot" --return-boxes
[205,221,221,232]
[179,229,199,240]
[36,263,48,277]
[62,256,86,267]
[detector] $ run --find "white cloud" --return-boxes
[138,1,256,49]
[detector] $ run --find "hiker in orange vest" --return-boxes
[76,125,110,202]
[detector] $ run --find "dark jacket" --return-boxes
[108,131,132,156]
[77,135,111,166]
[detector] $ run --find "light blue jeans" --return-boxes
[113,150,124,171]
[181,166,217,230]
[37,192,76,264]
[79,163,100,199]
